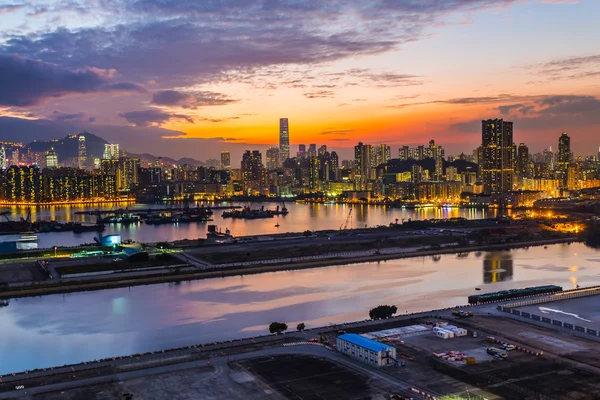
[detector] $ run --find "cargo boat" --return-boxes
[468,285,562,304]
[222,206,274,219]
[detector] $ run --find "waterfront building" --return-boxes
[309,157,321,191]
[78,135,87,169]
[266,147,280,170]
[336,334,396,367]
[0,165,42,202]
[103,144,120,160]
[429,140,444,181]
[241,150,264,187]
[116,157,140,191]
[220,151,231,170]
[481,119,514,194]
[45,147,58,168]
[354,142,372,190]
[279,118,290,164]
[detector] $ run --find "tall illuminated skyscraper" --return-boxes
[45,147,58,168]
[279,118,289,165]
[481,119,514,194]
[0,146,5,169]
[558,132,571,168]
[103,144,120,160]
[78,135,87,169]
[220,151,231,170]
[266,147,280,169]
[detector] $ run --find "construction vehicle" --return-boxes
[487,347,508,359]
[452,309,473,318]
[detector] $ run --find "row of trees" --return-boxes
[268,305,397,334]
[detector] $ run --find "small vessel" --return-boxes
[475,288,481,291]
[275,223,280,228]
[17,235,38,242]
[73,223,105,233]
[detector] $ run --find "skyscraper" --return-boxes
[516,143,529,180]
[330,151,339,180]
[354,142,371,190]
[318,145,327,157]
[266,147,280,170]
[279,118,289,165]
[297,144,306,159]
[558,132,571,168]
[481,119,514,194]
[308,144,317,159]
[0,146,5,169]
[78,135,87,169]
[241,150,263,185]
[45,147,58,168]
[429,140,444,181]
[220,151,231,170]
[103,144,120,160]
[309,157,321,191]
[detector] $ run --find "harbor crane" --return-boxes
[340,207,352,230]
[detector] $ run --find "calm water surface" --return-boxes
[1,242,598,374]
[1,202,503,248]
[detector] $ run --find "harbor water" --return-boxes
[0,202,503,249]
[1,242,597,374]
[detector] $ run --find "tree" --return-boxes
[269,322,288,334]
[369,305,398,320]
[296,323,305,332]
[303,230,312,237]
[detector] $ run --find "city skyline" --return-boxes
[1,1,600,159]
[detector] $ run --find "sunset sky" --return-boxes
[1,0,600,161]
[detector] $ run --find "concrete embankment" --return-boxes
[0,237,577,300]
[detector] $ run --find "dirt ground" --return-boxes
[240,355,389,400]
[0,260,46,283]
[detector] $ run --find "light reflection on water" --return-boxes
[0,202,502,249]
[1,242,599,374]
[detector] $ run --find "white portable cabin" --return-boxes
[449,327,467,337]
[433,327,455,338]
[445,325,458,330]
[435,330,450,339]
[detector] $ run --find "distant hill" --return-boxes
[24,133,203,166]
[26,132,108,160]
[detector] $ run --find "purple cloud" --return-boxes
[151,90,237,108]
[0,54,143,106]
[119,109,194,127]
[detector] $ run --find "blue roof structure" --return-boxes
[338,333,394,353]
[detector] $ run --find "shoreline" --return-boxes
[0,236,578,300]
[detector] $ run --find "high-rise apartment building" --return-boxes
[318,145,327,157]
[330,151,339,180]
[103,144,119,160]
[11,149,19,166]
[354,142,372,190]
[516,143,529,180]
[0,146,6,169]
[78,135,87,169]
[308,144,317,159]
[558,132,571,168]
[481,119,514,194]
[279,118,289,165]
[309,157,321,191]
[241,150,263,185]
[266,147,280,170]
[116,157,139,191]
[398,146,410,161]
[220,151,231,170]
[429,140,444,181]
[45,147,58,168]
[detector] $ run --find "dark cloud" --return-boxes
[0,1,518,87]
[320,129,356,135]
[452,95,600,133]
[119,109,194,127]
[50,110,93,123]
[151,90,237,108]
[0,54,143,107]
[304,90,334,99]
